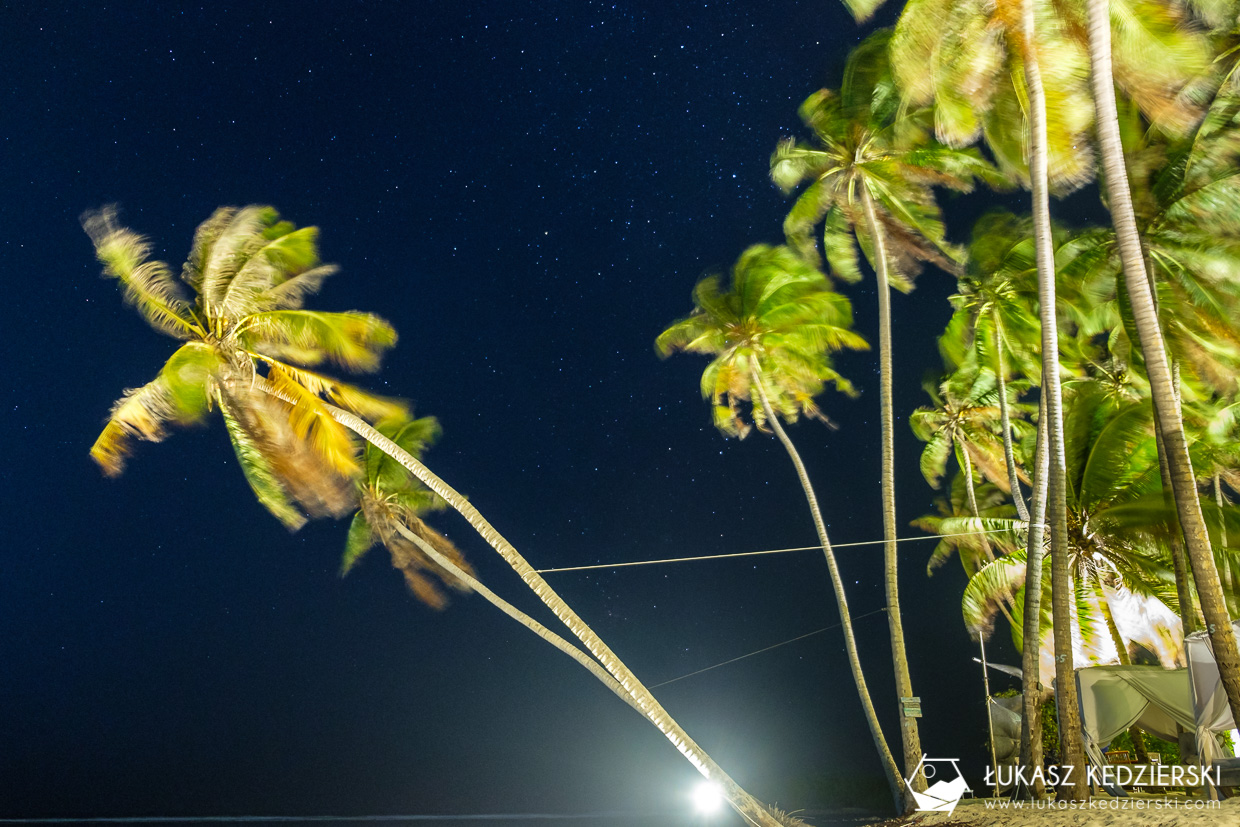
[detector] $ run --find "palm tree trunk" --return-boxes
[1142,256,1201,636]
[390,520,646,717]
[258,383,787,827]
[1019,384,1049,799]
[993,309,1030,521]
[1023,0,1088,800]
[1085,0,1240,731]
[1153,413,1202,633]
[860,186,925,800]
[958,442,995,564]
[1216,473,1229,551]
[747,355,907,814]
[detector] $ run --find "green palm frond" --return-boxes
[341,512,376,576]
[241,310,397,372]
[89,342,222,476]
[217,394,306,531]
[963,550,1033,635]
[82,206,201,340]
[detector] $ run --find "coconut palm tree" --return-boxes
[82,204,405,527]
[1082,0,1240,726]
[770,32,1001,794]
[654,244,913,810]
[339,415,658,718]
[891,0,1096,793]
[946,212,1051,520]
[340,415,473,609]
[911,367,1025,570]
[88,207,793,827]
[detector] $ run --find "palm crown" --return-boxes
[771,29,999,289]
[341,415,475,610]
[655,244,867,437]
[85,205,405,529]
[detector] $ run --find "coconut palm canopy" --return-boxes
[656,243,867,436]
[85,205,406,529]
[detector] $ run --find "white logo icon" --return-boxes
[907,756,970,815]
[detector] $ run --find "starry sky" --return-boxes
[1,1,1023,822]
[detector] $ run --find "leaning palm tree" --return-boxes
[1081,0,1240,726]
[339,415,660,719]
[87,206,792,827]
[654,243,910,809]
[770,32,1000,797]
[83,204,405,527]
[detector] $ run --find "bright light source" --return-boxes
[692,781,724,815]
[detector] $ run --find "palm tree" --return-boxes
[340,415,473,609]
[82,204,405,527]
[1083,0,1240,727]
[947,212,1049,520]
[339,415,655,718]
[654,244,913,810]
[892,0,1096,794]
[911,367,1024,571]
[770,31,1000,795]
[88,207,793,827]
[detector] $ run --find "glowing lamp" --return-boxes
[692,781,724,815]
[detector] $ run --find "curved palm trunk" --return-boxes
[1019,385,1050,799]
[747,356,906,813]
[1023,0,1088,799]
[1085,0,1240,731]
[859,187,925,802]
[994,309,1030,521]
[390,521,646,717]
[257,384,787,827]
[958,443,995,565]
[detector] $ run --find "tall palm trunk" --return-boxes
[258,384,788,827]
[747,355,906,813]
[1154,414,1202,633]
[958,444,995,564]
[1019,385,1049,799]
[1023,0,1088,799]
[993,310,1030,521]
[860,186,925,802]
[390,521,645,717]
[1143,251,1201,634]
[1085,0,1240,730]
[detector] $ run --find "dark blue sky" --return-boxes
[1,1,1018,821]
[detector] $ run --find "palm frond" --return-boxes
[242,310,397,372]
[217,393,307,531]
[82,206,199,340]
[341,511,375,575]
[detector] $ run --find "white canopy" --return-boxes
[1186,619,1240,735]
[1076,665,1197,746]
[1185,618,1240,767]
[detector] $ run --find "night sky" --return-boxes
[2,2,1023,821]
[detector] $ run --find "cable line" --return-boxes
[534,527,1022,573]
[649,607,889,688]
